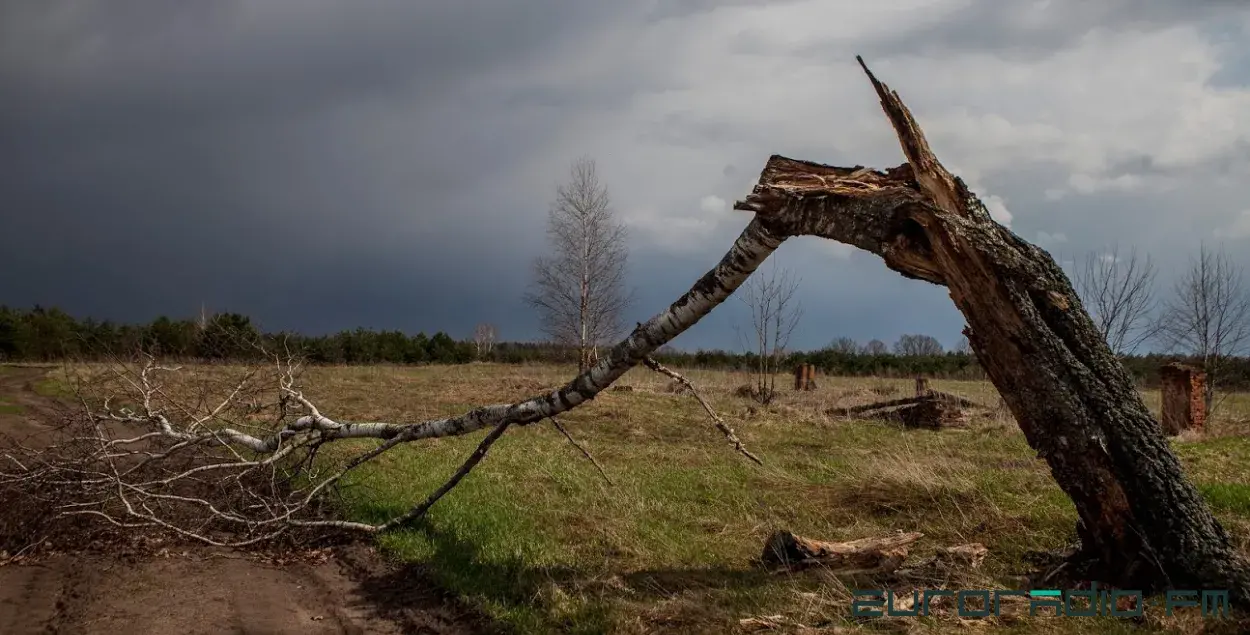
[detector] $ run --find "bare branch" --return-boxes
[375,422,512,532]
[1071,245,1161,356]
[643,357,763,466]
[1158,243,1250,410]
[550,416,613,485]
[4,216,786,544]
[736,261,802,403]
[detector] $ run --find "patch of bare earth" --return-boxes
[0,366,497,635]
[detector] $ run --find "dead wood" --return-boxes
[643,357,763,465]
[893,543,989,583]
[760,530,923,573]
[827,393,979,429]
[9,54,1246,605]
[734,55,1250,602]
[550,416,614,485]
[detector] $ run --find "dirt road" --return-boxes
[0,366,493,635]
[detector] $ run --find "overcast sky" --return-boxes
[3,0,1250,352]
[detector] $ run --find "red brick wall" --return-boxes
[1160,363,1206,435]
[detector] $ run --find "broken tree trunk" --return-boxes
[734,57,1250,600]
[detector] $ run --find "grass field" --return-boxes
[237,362,1250,634]
[9,361,1250,633]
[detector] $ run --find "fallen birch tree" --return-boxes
[3,57,1248,604]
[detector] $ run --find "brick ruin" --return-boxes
[1159,363,1206,436]
[793,364,816,391]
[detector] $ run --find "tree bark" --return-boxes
[733,57,1250,600]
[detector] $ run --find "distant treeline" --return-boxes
[2,305,1248,389]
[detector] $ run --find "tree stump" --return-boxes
[1160,363,1206,436]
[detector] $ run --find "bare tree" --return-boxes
[893,334,944,356]
[863,339,889,355]
[473,323,496,359]
[1158,243,1250,409]
[523,158,632,372]
[1071,245,1160,355]
[827,336,860,355]
[953,335,972,355]
[736,263,802,404]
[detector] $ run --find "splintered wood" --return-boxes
[760,530,989,581]
[761,530,923,573]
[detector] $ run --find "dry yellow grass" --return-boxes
[22,362,1250,633]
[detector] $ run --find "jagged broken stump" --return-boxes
[730,56,1250,600]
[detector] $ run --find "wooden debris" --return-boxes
[937,543,989,568]
[826,392,981,429]
[761,530,923,573]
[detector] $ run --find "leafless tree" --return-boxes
[863,339,889,355]
[954,335,972,355]
[473,323,496,359]
[1071,245,1161,355]
[894,334,944,356]
[523,157,632,372]
[1158,243,1250,410]
[827,337,860,355]
[736,262,802,404]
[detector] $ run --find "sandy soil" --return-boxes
[0,366,494,635]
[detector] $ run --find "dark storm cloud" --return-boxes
[641,0,807,23]
[854,0,1248,60]
[0,0,634,333]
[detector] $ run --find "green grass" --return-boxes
[289,364,1250,633]
[37,362,1249,632]
[0,395,23,415]
[31,377,73,398]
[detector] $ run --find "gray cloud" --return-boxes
[2,0,1249,354]
[0,0,632,333]
[856,0,1247,60]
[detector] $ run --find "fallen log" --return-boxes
[761,530,923,573]
[892,399,968,430]
[826,393,977,429]
[827,392,982,417]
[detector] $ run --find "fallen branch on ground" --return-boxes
[643,356,763,466]
[827,393,982,417]
[550,416,614,485]
[760,530,924,574]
